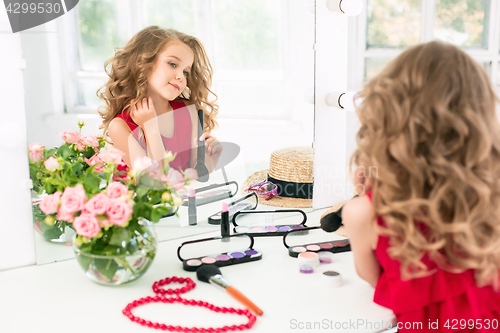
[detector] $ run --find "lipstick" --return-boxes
[221,202,230,240]
[188,188,197,226]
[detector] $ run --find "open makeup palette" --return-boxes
[231,209,308,236]
[177,233,262,271]
[283,226,351,257]
[207,192,258,225]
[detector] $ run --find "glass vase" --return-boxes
[73,220,157,286]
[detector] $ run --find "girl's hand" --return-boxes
[199,132,222,157]
[351,165,372,194]
[130,97,157,129]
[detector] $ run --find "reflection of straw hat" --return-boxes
[242,147,313,208]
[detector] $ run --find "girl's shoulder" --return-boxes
[342,193,378,249]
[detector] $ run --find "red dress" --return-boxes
[366,192,500,332]
[114,99,192,171]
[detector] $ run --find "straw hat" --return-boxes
[242,147,313,208]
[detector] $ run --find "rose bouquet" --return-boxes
[28,122,116,242]
[36,152,196,285]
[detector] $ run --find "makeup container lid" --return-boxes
[299,264,314,274]
[317,251,334,264]
[297,251,320,268]
[322,270,343,287]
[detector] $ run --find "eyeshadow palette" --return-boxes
[208,193,258,225]
[283,226,351,257]
[232,209,308,237]
[177,233,262,271]
[181,248,262,271]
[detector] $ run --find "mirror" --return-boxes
[23,0,315,264]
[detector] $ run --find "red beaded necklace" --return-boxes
[122,276,258,332]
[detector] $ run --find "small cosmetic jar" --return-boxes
[322,271,343,287]
[297,251,320,268]
[299,264,314,274]
[317,251,334,264]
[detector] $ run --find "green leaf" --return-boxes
[76,254,93,272]
[44,148,57,159]
[57,145,71,159]
[155,206,171,216]
[151,209,161,222]
[71,163,84,176]
[109,228,130,247]
[136,187,149,201]
[40,222,64,240]
[83,149,95,159]
[94,258,119,281]
[84,172,100,194]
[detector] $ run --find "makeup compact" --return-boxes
[283,226,351,257]
[177,233,262,271]
[179,181,238,207]
[231,209,308,236]
[208,193,258,225]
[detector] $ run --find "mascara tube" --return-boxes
[188,188,197,226]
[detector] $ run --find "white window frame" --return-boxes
[348,0,500,92]
[58,0,298,121]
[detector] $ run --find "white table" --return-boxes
[0,209,396,333]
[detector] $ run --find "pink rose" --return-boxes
[39,191,62,215]
[60,185,87,214]
[82,135,99,148]
[58,131,81,144]
[56,209,74,223]
[28,142,45,151]
[84,193,110,215]
[184,168,198,180]
[107,199,132,226]
[29,150,44,162]
[73,213,101,238]
[165,168,185,190]
[76,140,87,152]
[106,182,128,199]
[100,148,125,164]
[44,157,60,171]
[84,155,104,173]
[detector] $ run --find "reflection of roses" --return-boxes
[165,168,185,190]
[106,182,128,199]
[73,213,101,238]
[107,199,132,226]
[57,131,80,144]
[184,168,198,180]
[84,193,110,215]
[39,191,61,215]
[60,185,87,214]
[29,150,44,162]
[76,141,86,151]
[56,209,74,223]
[44,157,60,171]
[28,142,45,151]
[100,148,125,164]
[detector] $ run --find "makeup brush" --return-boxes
[196,265,263,316]
[320,195,359,233]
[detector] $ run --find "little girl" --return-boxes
[98,26,221,171]
[342,41,500,331]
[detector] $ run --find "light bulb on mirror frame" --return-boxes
[325,91,357,112]
[326,0,363,16]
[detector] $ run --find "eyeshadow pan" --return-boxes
[237,227,250,232]
[216,254,231,261]
[306,244,321,251]
[186,259,202,266]
[320,242,334,249]
[265,226,278,231]
[292,225,304,229]
[251,227,264,232]
[244,249,258,256]
[292,246,307,253]
[278,225,292,231]
[201,257,217,264]
[229,252,245,259]
[333,240,347,247]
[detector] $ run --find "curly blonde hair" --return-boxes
[353,41,500,289]
[98,26,218,133]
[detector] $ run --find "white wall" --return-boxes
[0,5,36,271]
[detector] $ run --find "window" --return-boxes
[349,0,500,91]
[60,0,302,120]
